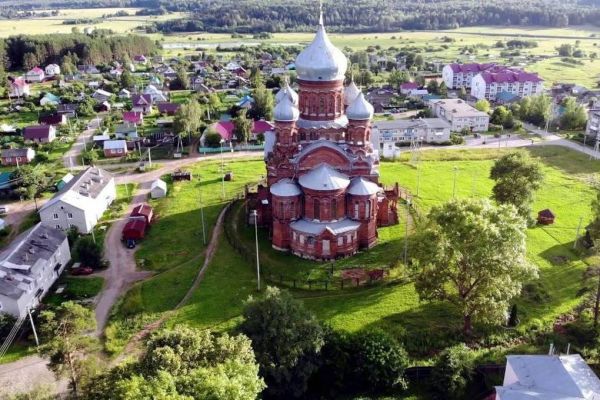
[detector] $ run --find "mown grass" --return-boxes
[44,276,104,307]
[165,146,599,361]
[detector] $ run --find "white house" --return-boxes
[9,77,30,98]
[25,67,45,83]
[103,140,128,158]
[471,68,544,101]
[0,223,70,318]
[150,179,167,199]
[91,89,113,103]
[39,167,116,234]
[429,98,489,132]
[44,64,61,77]
[586,104,600,140]
[143,85,168,102]
[496,354,600,399]
[371,118,452,158]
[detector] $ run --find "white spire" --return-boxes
[319,0,324,26]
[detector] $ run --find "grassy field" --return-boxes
[161,146,599,362]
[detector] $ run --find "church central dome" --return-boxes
[295,18,348,82]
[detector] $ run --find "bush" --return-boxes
[431,344,475,400]
[450,133,464,145]
[204,131,222,148]
[349,329,409,392]
[76,236,104,269]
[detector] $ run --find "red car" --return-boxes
[71,266,94,276]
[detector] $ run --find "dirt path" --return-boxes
[0,355,67,398]
[117,203,230,359]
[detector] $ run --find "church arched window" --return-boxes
[313,198,320,220]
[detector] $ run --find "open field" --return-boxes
[0,8,186,37]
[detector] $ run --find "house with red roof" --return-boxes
[25,67,45,83]
[131,94,153,114]
[400,82,419,95]
[202,119,275,145]
[123,111,144,125]
[9,77,30,98]
[442,63,496,89]
[23,125,56,143]
[471,67,544,101]
[157,102,181,116]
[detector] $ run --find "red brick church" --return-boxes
[247,11,399,260]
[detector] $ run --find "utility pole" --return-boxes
[27,308,39,347]
[452,166,459,199]
[199,176,206,245]
[403,197,411,266]
[574,216,583,249]
[253,210,261,291]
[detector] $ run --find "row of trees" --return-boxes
[2,33,157,71]
[150,0,600,33]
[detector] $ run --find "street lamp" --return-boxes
[252,210,261,291]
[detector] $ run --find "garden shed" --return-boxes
[150,179,167,198]
[537,209,555,225]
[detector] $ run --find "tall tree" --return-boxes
[490,151,544,221]
[560,96,587,130]
[412,199,537,335]
[84,327,264,400]
[240,287,324,399]
[474,99,491,113]
[233,109,252,143]
[39,302,98,398]
[252,82,274,120]
[173,99,203,138]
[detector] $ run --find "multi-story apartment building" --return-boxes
[442,63,495,89]
[471,67,544,101]
[371,118,452,158]
[429,99,490,132]
[0,224,71,317]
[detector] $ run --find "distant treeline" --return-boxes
[0,0,599,33]
[1,33,156,71]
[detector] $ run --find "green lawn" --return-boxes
[165,146,599,361]
[44,276,105,307]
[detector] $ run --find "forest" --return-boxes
[1,33,157,71]
[1,0,600,33]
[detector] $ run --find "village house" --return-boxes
[23,125,57,143]
[115,124,138,140]
[400,82,419,95]
[0,223,70,318]
[123,111,144,125]
[38,113,67,126]
[25,67,45,83]
[471,67,544,101]
[157,102,181,116]
[9,77,30,98]
[429,98,489,132]
[39,167,116,234]
[143,85,168,102]
[44,64,61,77]
[371,118,452,157]
[131,94,153,114]
[1,148,35,166]
[91,89,113,103]
[39,93,60,106]
[103,140,128,158]
[118,89,131,99]
[56,103,78,118]
[134,55,148,65]
[202,119,275,145]
[495,354,600,399]
[78,64,100,75]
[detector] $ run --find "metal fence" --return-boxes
[198,144,264,154]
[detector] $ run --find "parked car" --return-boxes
[0,205,8,215]
[71,266,94,276]
[126,239,136,249]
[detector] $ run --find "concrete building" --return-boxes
[430,99,489,132]
[442,63,495,89]
[246,11,399,260]
[495,354,600,399]
[471,67,544,101]
[39,167,116,234]
[586,104,600,140]
[0,224,70,318]
[371,118,452,158]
